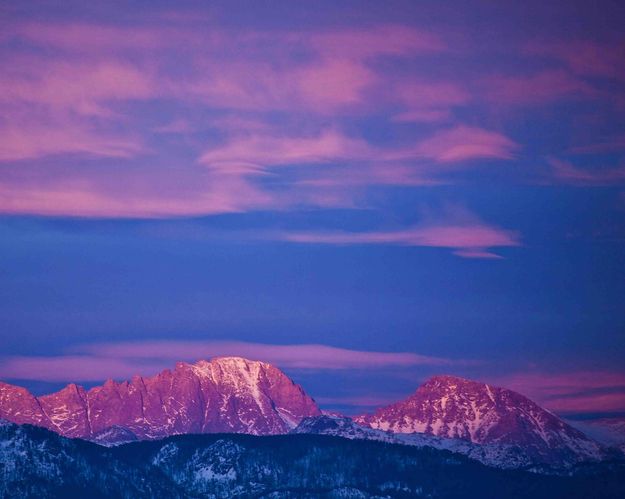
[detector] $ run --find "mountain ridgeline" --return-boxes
[354,375,607,469]
[0,357,320,441]
[1,357,623,477]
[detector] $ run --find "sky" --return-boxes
[0,0,624,419]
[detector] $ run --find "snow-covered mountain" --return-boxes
[292,414,609,472]
[354,375,606,468]
[1,361,618,472]
[0,357,320,441]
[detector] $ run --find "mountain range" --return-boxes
[0,357,319,441]
[1,356,623,476]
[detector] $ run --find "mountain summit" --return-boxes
[0,364,613,470]
[0,357,320,441]
[354,374,603,466]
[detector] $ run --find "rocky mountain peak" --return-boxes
[355,375,604,466]
[0,357,320,441]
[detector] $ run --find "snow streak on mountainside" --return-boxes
[354,375,606,467]
[291,415,549,471]
[0,357,320,440]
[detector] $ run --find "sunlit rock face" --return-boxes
[0,382,53,430]
[0,357,320,441]
[354,375,604,466]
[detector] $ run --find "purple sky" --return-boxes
[1,0,624,418]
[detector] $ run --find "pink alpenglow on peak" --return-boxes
[0,357,320,441]
[354,375,604,466]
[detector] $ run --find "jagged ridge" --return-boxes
[0,356,320,440]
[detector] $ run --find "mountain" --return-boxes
[2,362,618,472]
[354,375,606,468]
[0,357,320,441]
[91,425,139,446]
[0,419,181,498]
[293,414,398,442]
[3,420,625,499]
[568,418,625,453]
[292,415,613,472]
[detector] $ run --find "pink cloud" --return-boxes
[199,130,373,169]
[295,58,377,109]
[310,25,444,60]
[398,81,469,108]
[452,249,506,259]
[87,341,453,369]
[278,216,520,259]
[0,59,155,116]
[199,125,517,174]
[294,163,442,188]
[410,126,518,162]
[0,356,160,383]
[0,121,144,162]
[282,225,516,248]
[387,80,470,124]
[6,21,446,116]
[0,170,275,218]
[12,22,442,61]
[161,26,440,114]
[496,371,625,414]
[549,158,625,186]
[184,57,378,113]
[0,341,456,382]
[0,57,153,161]
[0,25,374,151]
[0,17,567,221]
[528,39,625,81]
[0,119,516,216]
[8,22,204,53]
[485,70,596,104]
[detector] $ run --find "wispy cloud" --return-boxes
[497,371,625,415]
[410,126,518,163]
[0,59,155,115]
[0,12,618,224]
[392,81,470,123]
[0,16,503,218]
[485,70,595,105]
[280,226,519,259]
[0,58,153,161]
[0,121,144,162]
[277,207,520,259]
[0,169,275,218]
[199,129,372,170]
[549,158,625,186]
[527,39,625,82]
[317,369,625,414]
[199,125,518,170]
[309,25,445,60]
[0,340,458,382]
